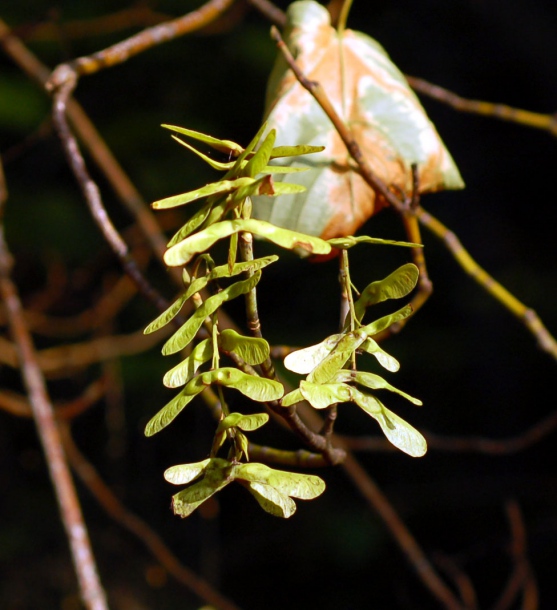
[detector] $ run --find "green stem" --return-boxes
[336,0,354,36]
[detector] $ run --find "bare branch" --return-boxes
[60,423,243,610]
[407,75,557,138]
[0,162,108,610]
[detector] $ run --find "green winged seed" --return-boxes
[283,334,343,374]
[280,387,303,406]
[220,329,270,365]
[260,164,309,174]
[227,122,268,177]
[327,235,421,249]
[267,469,326,499]
[164,458,212,485]
[242,129,276,178]
[144,293,188,334]
[153,177,254,210]
[360,304,413,338]
[333,370,422,405]
[162,124,243,155]
[163,339,213,388]
[236,462,326,499]
[217,412,269,433]
[162,273,261,355]
[170,135,234,171]
[144,387,202,437]
[171,477,230,518]
[183,256,277,302]
[198,368,284,402]
[351,390,427,457]
[246,481,296,518]
[268,181,307,194]
[237,431,250,459]
[270,144,325,158]
[308,329,368,384]
[354,263,419,321]
[360,337,400,372]
[167,199,214,247]
[230,174,275,203]
[164,219,331,267]
[300,380,353,409]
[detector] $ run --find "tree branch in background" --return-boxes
[0,161,108,610]
[270,25,557,363]
[491,500,539,610]
[406,75,557,138]
[59,423,243,610]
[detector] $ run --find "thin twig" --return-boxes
[59,423,242,610]
[0,325,172,377]
[491,500,538,610]
[341,453,465,610]
[433,552,478,610]
[246,0,286,27]
[0,376,107,420]
[417,207,557,360]
[46,0,237,84]
[268,27,467,608]
[407,75,557,138]
[0,162,108,610]
[236,229,346,464]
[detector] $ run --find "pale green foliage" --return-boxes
[145,122,427,519]
[282,264,426,457]
[164,458,326,518]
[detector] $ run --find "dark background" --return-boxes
[1,1,557,608]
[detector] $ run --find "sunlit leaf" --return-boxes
[354,263,419,321]
[163,339,213,388]
[299,380,352,409]
[162,273,261,355]
[283,333,342,374]
[351,389,427,457]
[253,0,463,240]
[220,329,270,365]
